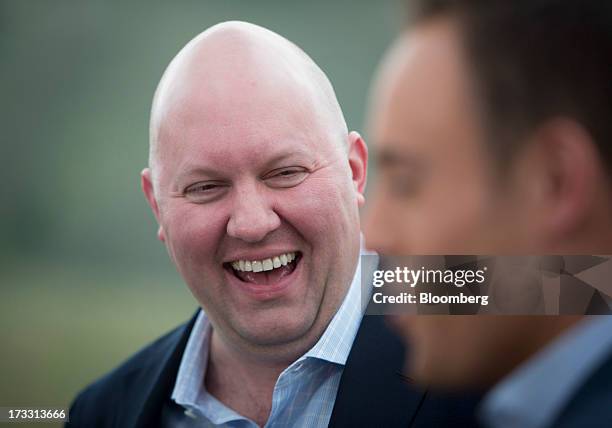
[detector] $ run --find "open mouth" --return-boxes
[224,252,302,286]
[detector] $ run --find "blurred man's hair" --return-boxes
[408,0,612,173]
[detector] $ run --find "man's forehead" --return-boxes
[154,82,331,163]
[370,19,478,148]
[378,22,465,107]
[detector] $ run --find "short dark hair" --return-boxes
[408,0,612,171]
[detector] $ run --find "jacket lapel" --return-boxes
[129,310,200,428]
[329,314,426,427]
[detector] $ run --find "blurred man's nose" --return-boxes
[226,184,281,243]
[363,196,396,255]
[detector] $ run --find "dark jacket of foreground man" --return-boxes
[67,312,482,427]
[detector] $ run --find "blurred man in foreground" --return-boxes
[366,1,612,427]
[68,21,480,427]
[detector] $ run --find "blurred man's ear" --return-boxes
[141,168,166,242]
[347,131,368,206]
[525,118,601,242]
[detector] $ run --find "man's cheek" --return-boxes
[169,213,223,248]
[276,199,330,234]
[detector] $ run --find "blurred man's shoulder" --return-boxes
[66,311,199,427]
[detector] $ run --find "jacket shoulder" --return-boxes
[553,353,612,428]
[66,318,193,428]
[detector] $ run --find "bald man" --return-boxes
[67,22,480,428]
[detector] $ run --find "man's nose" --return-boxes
[226,185,281,243]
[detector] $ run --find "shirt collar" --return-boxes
[171,310,210,412]
[302,251,367,365]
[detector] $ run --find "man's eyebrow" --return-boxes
[172,149,316,185]
[262,149,314,169]
[173,166,222,187]
[375,146,423,170]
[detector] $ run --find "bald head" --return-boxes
[148,21,348,184]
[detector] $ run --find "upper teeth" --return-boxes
[231,252,297,272]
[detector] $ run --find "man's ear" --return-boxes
[347,131,368,206]
[141,168,166,242]
[528,118,600,240]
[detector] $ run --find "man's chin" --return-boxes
[233,314,318,349]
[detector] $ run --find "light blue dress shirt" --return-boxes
[169,253,370,428]
[479,315,612,428]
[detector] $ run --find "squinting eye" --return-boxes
[186,183,218,192]
[263,167,309,188]
[184,181,228,202]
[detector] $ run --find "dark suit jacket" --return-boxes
[67,311,481,427]
[551,352,612,428]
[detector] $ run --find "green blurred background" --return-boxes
[0,1,400,425]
